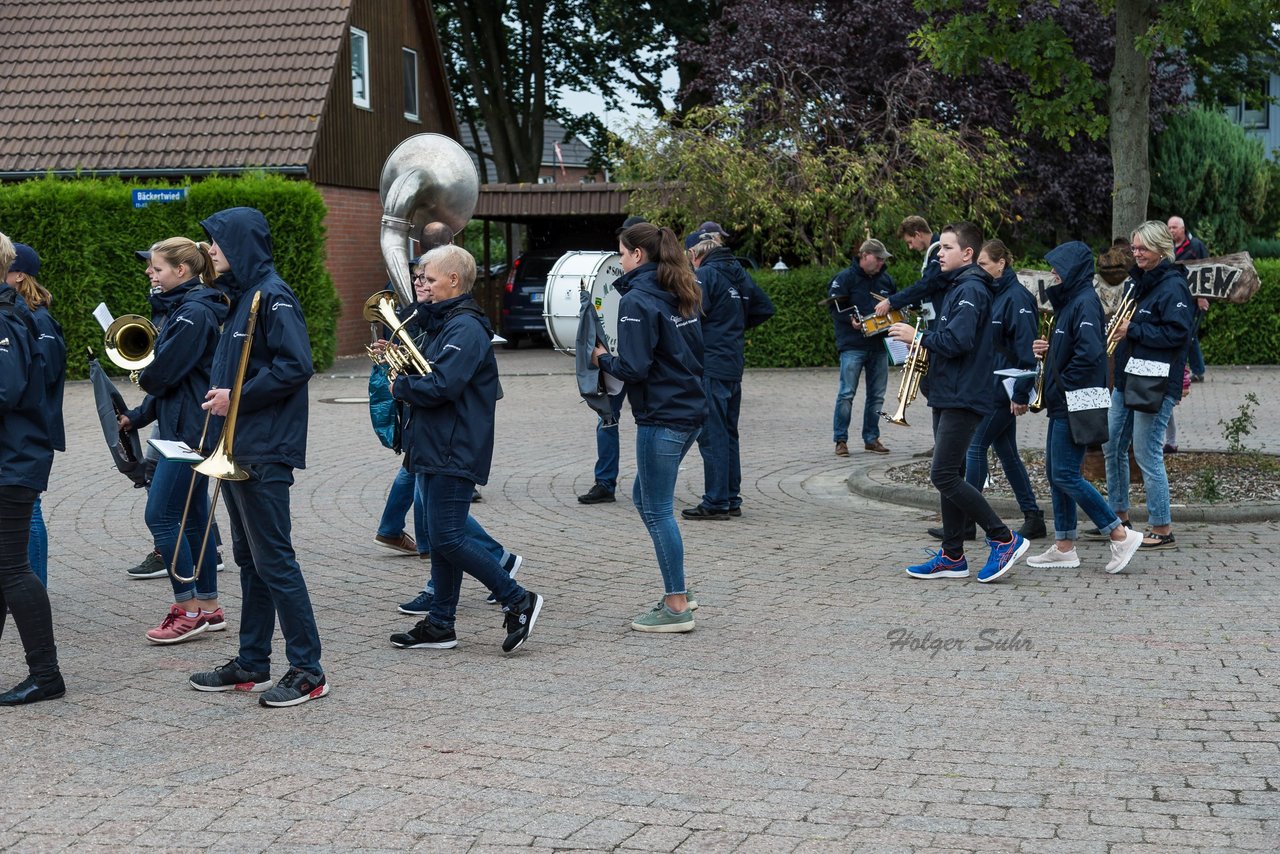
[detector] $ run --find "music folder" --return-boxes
[147,438,204,463]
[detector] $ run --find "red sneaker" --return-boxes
[146,604,209,645]
[199,608,226,632]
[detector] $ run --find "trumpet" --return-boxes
[364,291,432,381]
[104,313,158,383]
[883,318,929,427]
[1105,282,1137,357]
[1029,312,1055,413]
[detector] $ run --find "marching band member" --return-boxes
[187,207,328,708]
[1101,221,1195,552]
[593,223,705,633]
[0,232,65,705]
[118,238,230,643]
[388,245,543,653]
[1024,242,1144,573]
[888,222,1029,583]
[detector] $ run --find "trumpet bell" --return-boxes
[104,314,158,372]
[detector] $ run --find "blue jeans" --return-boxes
[695,376,742,512]
[593,392,626,491]
[148,458,218,603]
[413,473,507,594]
[422,474,527,629]
[222,463,323,675]
[1103,390,1176,527]
[964,406,1040,514]
[632,424,698,595]
[28,498,47,588]
[832,348,887,444]
[1045,417,1120,541]
[377,464,417,538]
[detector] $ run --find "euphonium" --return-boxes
[365,291,432,381]
[1028,313,1055,413]
[1105,282,1137,357]
[882,318,929,427]
[104,313,158,383]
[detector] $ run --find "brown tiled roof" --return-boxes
[0,0,352,176]
[475,183,631,221]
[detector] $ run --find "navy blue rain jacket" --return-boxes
[0,285,54,490]
[203,207,313,469]
[1041,242,1108,420]
[1112,260,1194,403]
[696,247,748,380]
[32,305,66,452]
[392,294,499,485]
[125,281,230,449]
[888,234,943,312]
[988,267,1039,405]
[827,262,896,353]
[597,263,706,430]
[920,263,995,414]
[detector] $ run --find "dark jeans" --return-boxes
[423,474,527,629]
[148,458,219,603]
[222,463,323,676]
[931,408,1011,556]
[593,392,626,491]
[695,376,742,512]
[964,406,1040,514]
[0,486,59,682]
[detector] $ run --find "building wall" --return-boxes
[319,184,387,356]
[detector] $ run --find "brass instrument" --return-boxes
[364,291,432,381]
[168,292,259,585]
[1028,312,1055,413]
[882,318,929,427]
[1105,282,1137,357]
[104,314,158,383]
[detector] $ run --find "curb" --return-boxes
[844,459,1280,525]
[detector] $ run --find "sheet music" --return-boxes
[147,438,203,462]
[884,337,910,365]
[93,302,115,333]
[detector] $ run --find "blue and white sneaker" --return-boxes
[486,553,523,604]
[905,550,969,579]
[398,590,432,615]
[977,532,1029,583]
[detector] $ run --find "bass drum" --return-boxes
[542,251,624,354]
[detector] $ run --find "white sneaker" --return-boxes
[1026,545,1080,568]
[1105,527,1144,574]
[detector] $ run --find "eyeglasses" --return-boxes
[1130,245,1152,254]
[412,272,427,281]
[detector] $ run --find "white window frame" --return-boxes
[351,27,371,110]
[402,47,420,121]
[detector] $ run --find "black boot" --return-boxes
[0,673,65,706]
[928,524,977,541]
[1018,511,1047,540]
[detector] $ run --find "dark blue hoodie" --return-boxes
[695,247,749,380]
[887,233,943,312]
[393,293,500,484]
[202,207,313,469]
[921,263,995,414]
[125,280,230,449]
[0,284,54,490]
[988,267,1040,405]
[1112,259,1194,403]
[1041,242,1108,420]
[827,260,896,353]
[597,263,706,430]
[31,304,66,452]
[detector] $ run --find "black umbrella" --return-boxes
[87,350,148,488]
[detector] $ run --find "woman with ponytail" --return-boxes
[593,223,706,633]
[118,237,231,644]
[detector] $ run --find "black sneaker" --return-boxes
[502,591,543,653]
[927,525,977,541]
[681,505,731,520]
[258,667,330,708]
[189,658,273,693]
[1084,520,1130,540]
[391,618,458,649]
[0,674,66,706]
[729,507,742,517]
[578,483,615,504]
[127,549,167,579]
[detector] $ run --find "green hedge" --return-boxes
[0,174,339,379]
[1200,258,1280,365]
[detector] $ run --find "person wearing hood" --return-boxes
[1101,220,1194,552]
[387,245,543,654]
[118,238,230,644]
[887,221,1029,583]
[825,238,896,458]
[1023,242,1145,574]
[5,243,64,589]
[593,223,705,633]
[928,240,1045,542]
[0,232,64,705]
[187,207,327,708]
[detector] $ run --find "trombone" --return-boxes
[364,291,432,381]
[104,314,158,383]
[168,292,260,585]
[882,317,929,427]
[1105,282,1137,357]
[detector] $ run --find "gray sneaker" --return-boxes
[258,667,329,708]
[631,603,694,633]
[127,550,168,579]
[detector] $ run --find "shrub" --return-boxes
[0,174,339,379]
[1200,259,1280,365]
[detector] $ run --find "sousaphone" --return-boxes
[379,133,480,306]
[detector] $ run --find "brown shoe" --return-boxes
[864,440,890,454]
[834,441,849,457]
[374,532,417,554]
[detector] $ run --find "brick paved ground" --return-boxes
[1,350,1276,852]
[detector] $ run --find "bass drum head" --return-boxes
[542,251,624,354]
